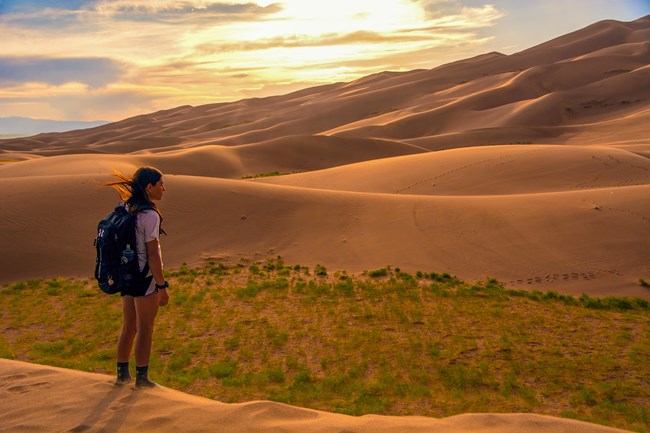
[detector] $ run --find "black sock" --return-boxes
[116,362,132,383]
[135,365,148,379]
[135,365,156,388]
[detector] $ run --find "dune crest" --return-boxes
[0,359,632,433]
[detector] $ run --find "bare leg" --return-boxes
[134,292,160,366]
[134,292,160,388]
[117,295,137,362]
[115,296,137,384]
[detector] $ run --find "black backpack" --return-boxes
[94,204,151,294]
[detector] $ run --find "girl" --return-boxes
[106,166,169,388]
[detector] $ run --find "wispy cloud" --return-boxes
[0,87,160,120]
[92,1,283,23]
[0,57,125,87]
[0,0,511,120]
[1,0,644,121]
[195,29,446,54]
[0,0,93,13]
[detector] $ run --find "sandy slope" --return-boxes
[0,135,425,179]
[0,359,633,433]
[256,144,650,195]
[0,172,648,297]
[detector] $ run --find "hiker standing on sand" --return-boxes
[105,166,169,388]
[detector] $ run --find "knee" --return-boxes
[136,321,155,336]
[121,323,137,337]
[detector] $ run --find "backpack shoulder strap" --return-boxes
[136,205,166,236]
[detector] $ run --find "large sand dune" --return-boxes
[0,359,633,433]
[1,15,650,301]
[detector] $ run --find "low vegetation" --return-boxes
[1,259,649,433]
[241,171,288,179]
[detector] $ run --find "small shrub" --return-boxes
[266,368,286,384]
[335,278,355,296]
[315,264,327,277]
[45,279,62,296]
[266,328,289,347]
[169,351,192,371]
[396,271,415,283]
[241,171,284,179]
[210,361,237,378]
[237,281,261,299]
[293,370,312,386]
[225,337,240,350]
[368,268,388,278]
[208,262,229,276]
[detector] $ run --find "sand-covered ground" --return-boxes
[0,359,634,433]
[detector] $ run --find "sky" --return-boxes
[0,0,647,122]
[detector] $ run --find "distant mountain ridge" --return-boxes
[0,117,109,138]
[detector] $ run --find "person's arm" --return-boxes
[146,238,168,305]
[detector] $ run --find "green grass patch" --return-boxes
[241,171,288,179]
[1,260,649,433]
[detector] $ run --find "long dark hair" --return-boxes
[105,166,165,233]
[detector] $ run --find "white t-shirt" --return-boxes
[136,209,162,273]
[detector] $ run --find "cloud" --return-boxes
[409,0,503,25]
[92,1,282,23]
[0,57,125,87]
[196,29,442,53]
[0,0,508,121]
[0,0,94,13]
[413,0,464,18]
[0,1,282,28]
[0,88,160,121]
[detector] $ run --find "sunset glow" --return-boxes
[0,0,647,121]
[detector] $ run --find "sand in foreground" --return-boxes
[0,359,633,433]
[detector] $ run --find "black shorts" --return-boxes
[120,275,155,297]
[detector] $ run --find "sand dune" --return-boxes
[0,359,633,433]
[1,172,648,297]
[0,135,424,179]
[1,15,650,297]
[2,16,648,154]
[256,144,650,196]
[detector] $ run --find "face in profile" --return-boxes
[147,177,165,201]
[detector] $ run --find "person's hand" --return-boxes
[159,288,169,306]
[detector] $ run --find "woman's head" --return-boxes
[106,166,165,211]
[132,167,165,202]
